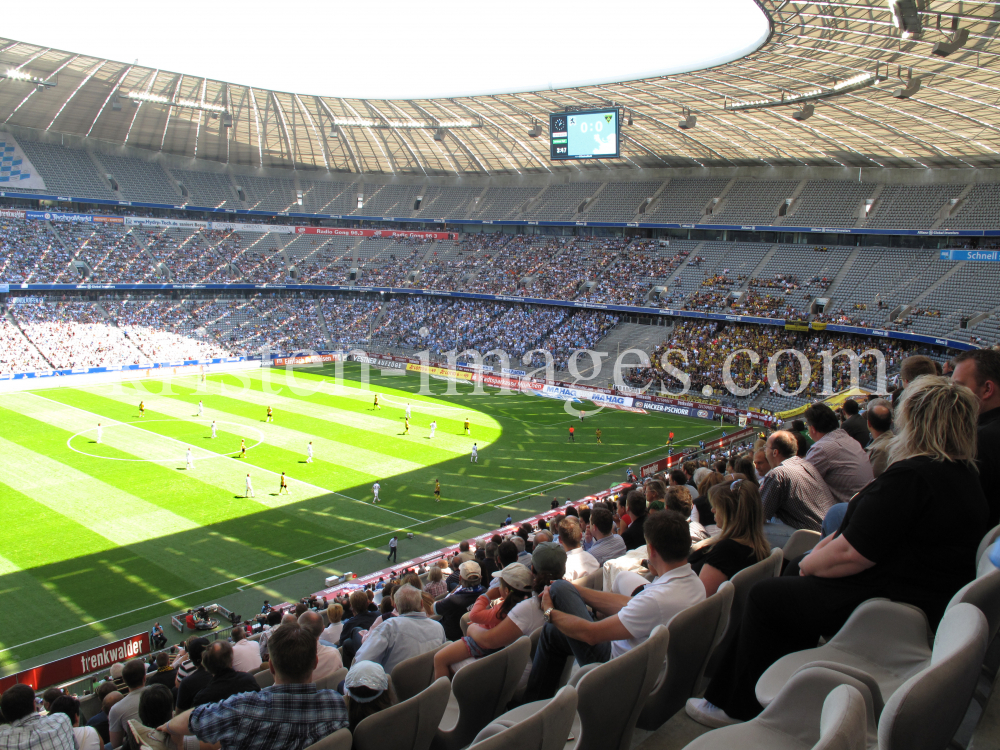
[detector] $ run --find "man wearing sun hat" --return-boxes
[433,561,486,641]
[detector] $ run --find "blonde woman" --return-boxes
[688,375,989,728]
[688,480,771,595]
[320,603,344,646]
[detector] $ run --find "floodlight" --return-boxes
[932,17,969,56]
[222,113,233,128]
[892,68,922,99]
[528,121,542,138]
[793,104,815,121]
[887,0,922,37]
[678,109,697,129]
[111,96,122,111]
[433,128,446,141]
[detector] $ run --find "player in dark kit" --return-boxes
[434,479,441,502]
[279,472,289,495]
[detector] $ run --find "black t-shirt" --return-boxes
[694,497,716,528]
[838,455,987,626]
[175,667,213,712]
[689,538,758,580]
[192,668,260,707]
[434,586,485,640]
[622,513,647,550]
[977,408,1000,528]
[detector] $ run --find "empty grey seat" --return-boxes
[469,685,579,750]
[303,727,353,750]
[354,677,451,750]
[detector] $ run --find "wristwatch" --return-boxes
[543,607,554,623]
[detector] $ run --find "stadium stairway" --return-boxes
[820,246,862,303]
[739,245,779,291]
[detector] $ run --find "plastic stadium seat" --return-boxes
[638,582,735,730]
[682,666,874,750]
[431,636,532,750]
[315,667,348,691]
[469,685,579,750]
[391,643,448,702]
[781,530,822,562]
[976,524,1000,570]
[353,677,451,750]
[255,669,275,689]
[755,601,988,749]
[303,727,353,750]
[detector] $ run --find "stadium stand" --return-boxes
[703,180,800,225]
[92,153,181,204]
[14,140,117,199]
[783,181,876,228]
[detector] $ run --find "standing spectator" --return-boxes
[839,399,871,447]
[865,398,894,478]
[298,611,343,681]
[159,624,349,750]
[953,349,1000,527]
[523,513,705,702]
[434,562,486,641]
[583,506,627,565]
[559,517,599,581]
[0,684,74,750]
[230,627,262,673]
[759,431,837,547]
[48,695,102,750]
[145,652,178,690]
[192,641,260,707]
[108,659,149,748]
[803,403,874,503]
[354,584,446,672]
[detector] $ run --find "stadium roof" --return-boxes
[2,0,1000,175]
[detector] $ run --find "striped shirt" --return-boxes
[805,428,875,504]
[189,683,348,750]
[0,713,75,750]
[760,456,838,531]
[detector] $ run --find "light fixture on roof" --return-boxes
[726,66,887,111]
[892,67,922,99]
[126,91,228,114]
[222,112,233,128]
[792,104,815,121]
[433,128,446,141]
[678,109,697,130]
[527,120,542,138]
[3,68,56,87]
[932,15,969,56]
[887,0,922,38]
[627,111,634,126]
[111,96,122,111]
[329,117,479,130]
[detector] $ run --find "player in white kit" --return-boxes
[372,481,381,504]
[211,421,217,439]
[471,443,478,463]
[198,400,204,416]
[429,420,437,438]
[405,403,411,420]
[96,423,102,444]
[186,448,194,470]
[245,473,255,498]
[307,441,314,463]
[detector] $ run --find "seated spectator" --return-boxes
[337,590,380,648]
[790,419,811,457]
[511,534,530,565]
[192,641,260,707]
[108,658,150,747]
[230,627,262,673]
[487,540,521,599]
[839,398,871,447]
[48,695,102,750]
[752,449,770,484]
[0,684,74,750]
[688,480,771,595]
[41,688,63,712]
[150,622,167,650]
[320,604,345,647]
[354,584,446,672]
[804,403,875,503]
[122,683,183,750]
[343,661,397,732]
[522,512,705,702]
[109,662,127,694]
[434,562,486,641]
[175,638,212,712]
[479,542,499,580]
[86,682,120,745]
[433,563,533,679]
[759,430,837,547]
[559,516,599,581]
[424,565,448,599]
[144,652,178,690]
[185,608,217,631]
[687,375,988,728]
[865,398,894,479]
[620,491,649,550]
[445,555,464,592]
[456,541,475,564]
[257,610,283,661]
[298,611,344,681]
[666,485,708,542]
[952,349,1000,527]
[159,624,349,750]
[582,506,627,565]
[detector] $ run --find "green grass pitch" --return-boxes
[0,363,724,670]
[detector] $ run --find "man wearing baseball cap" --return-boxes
[433,561,486,641]
[522,512,706,702]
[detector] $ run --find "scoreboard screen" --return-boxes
[549,108,620,161]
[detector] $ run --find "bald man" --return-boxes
[865,398,894,478]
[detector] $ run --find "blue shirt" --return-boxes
[583,533,627,566]
[189,683,348,750]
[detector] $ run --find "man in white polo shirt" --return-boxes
[521,512,705,702]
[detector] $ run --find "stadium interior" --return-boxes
[2,1,1000,749]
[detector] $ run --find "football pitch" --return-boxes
[0,363,724,670]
